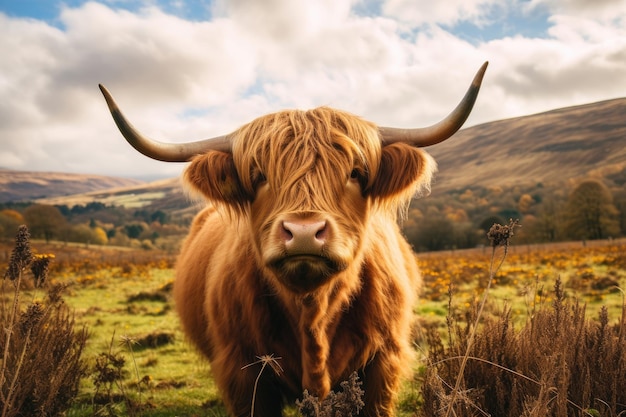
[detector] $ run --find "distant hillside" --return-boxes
[35,177,188,210]
[0,170,144,203]
[428,98,626,194]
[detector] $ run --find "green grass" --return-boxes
[416,242,626,328]
[6,239,623,416]
[60,267,226,416]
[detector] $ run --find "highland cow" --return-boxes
[99,62,487,416]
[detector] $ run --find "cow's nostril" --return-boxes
[282,220,327,253]
[315,224,327,241]
[281,223,294,241]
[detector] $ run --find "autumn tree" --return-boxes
[529,196,563,242]
[407,215,456,252]
[23,204,67,243]
[518,193,534,214]
[563,180,620,240]
[124,223,145,239]
[478,216,505,233]
[0,209,24,238]
[66,224,108,245]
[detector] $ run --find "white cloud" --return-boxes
[0,0,625,179]
[527,0,626,22]
[212,0,355,40]
[57,2,256,106]
[382,0,501,27]
[477,10,626,117]
[0,2,261,178]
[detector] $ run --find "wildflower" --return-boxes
[487,219,521,248]
[4,225,33,281]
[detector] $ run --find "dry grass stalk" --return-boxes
[441,219,520,417]
[241,354,284,417]
[421,275,626,417]
[239,354,364,417]
[1,225,32,404]
[91,331,151,417]
[120,334,143,404]
[1,225,88,417]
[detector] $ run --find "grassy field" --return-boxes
[416,239,626,326]
[1,237,625,416]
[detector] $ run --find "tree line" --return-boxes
[0,178,623,252]
[404,179,625,252]
[0,201,190,251]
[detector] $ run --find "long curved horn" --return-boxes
[379,61,488,147]
[99,84,231,162]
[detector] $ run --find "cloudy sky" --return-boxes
[1,0,625,180]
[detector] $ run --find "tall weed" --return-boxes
[420,222,626,417]
[0,225,88,417]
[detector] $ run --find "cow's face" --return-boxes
[99,64,486,293]
[184,108,434,293]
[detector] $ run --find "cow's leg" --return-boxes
[225,384,284,417]
[216,359,285,417]
[360,349,404,417]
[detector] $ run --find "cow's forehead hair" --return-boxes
[232,107,382,192]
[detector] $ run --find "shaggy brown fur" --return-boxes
[175,107,435,416]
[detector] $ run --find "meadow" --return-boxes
[416,239,626,326]
[1,236,625,416]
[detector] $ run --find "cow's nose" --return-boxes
[281,220,327,254]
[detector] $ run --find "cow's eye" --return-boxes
[252,170,267,188]
[349,168,368,189]
[349,169,364,185]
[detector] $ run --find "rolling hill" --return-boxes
[427,97,626,194]
[2,97,625,209]
[0,170,144,204]
[35,177,188,211]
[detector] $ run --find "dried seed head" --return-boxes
[296,372,364,417]
[119,334,138,349]
[258,354,284,376]
[46,282,67,305]
[31,254,53,288]
[4,225,33,281]
[19,302,45,335]
[241,353,284,376]
[487,219,521,248]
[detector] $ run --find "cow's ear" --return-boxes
[368,143,436,200]
[184,151,250,207]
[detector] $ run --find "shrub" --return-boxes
[420,277,626,417]
[297,372,364,417]
[0,225,88,417]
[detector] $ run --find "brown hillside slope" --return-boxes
[0,170,144,203]
[428,97,626,194]
[35,177,185,210]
